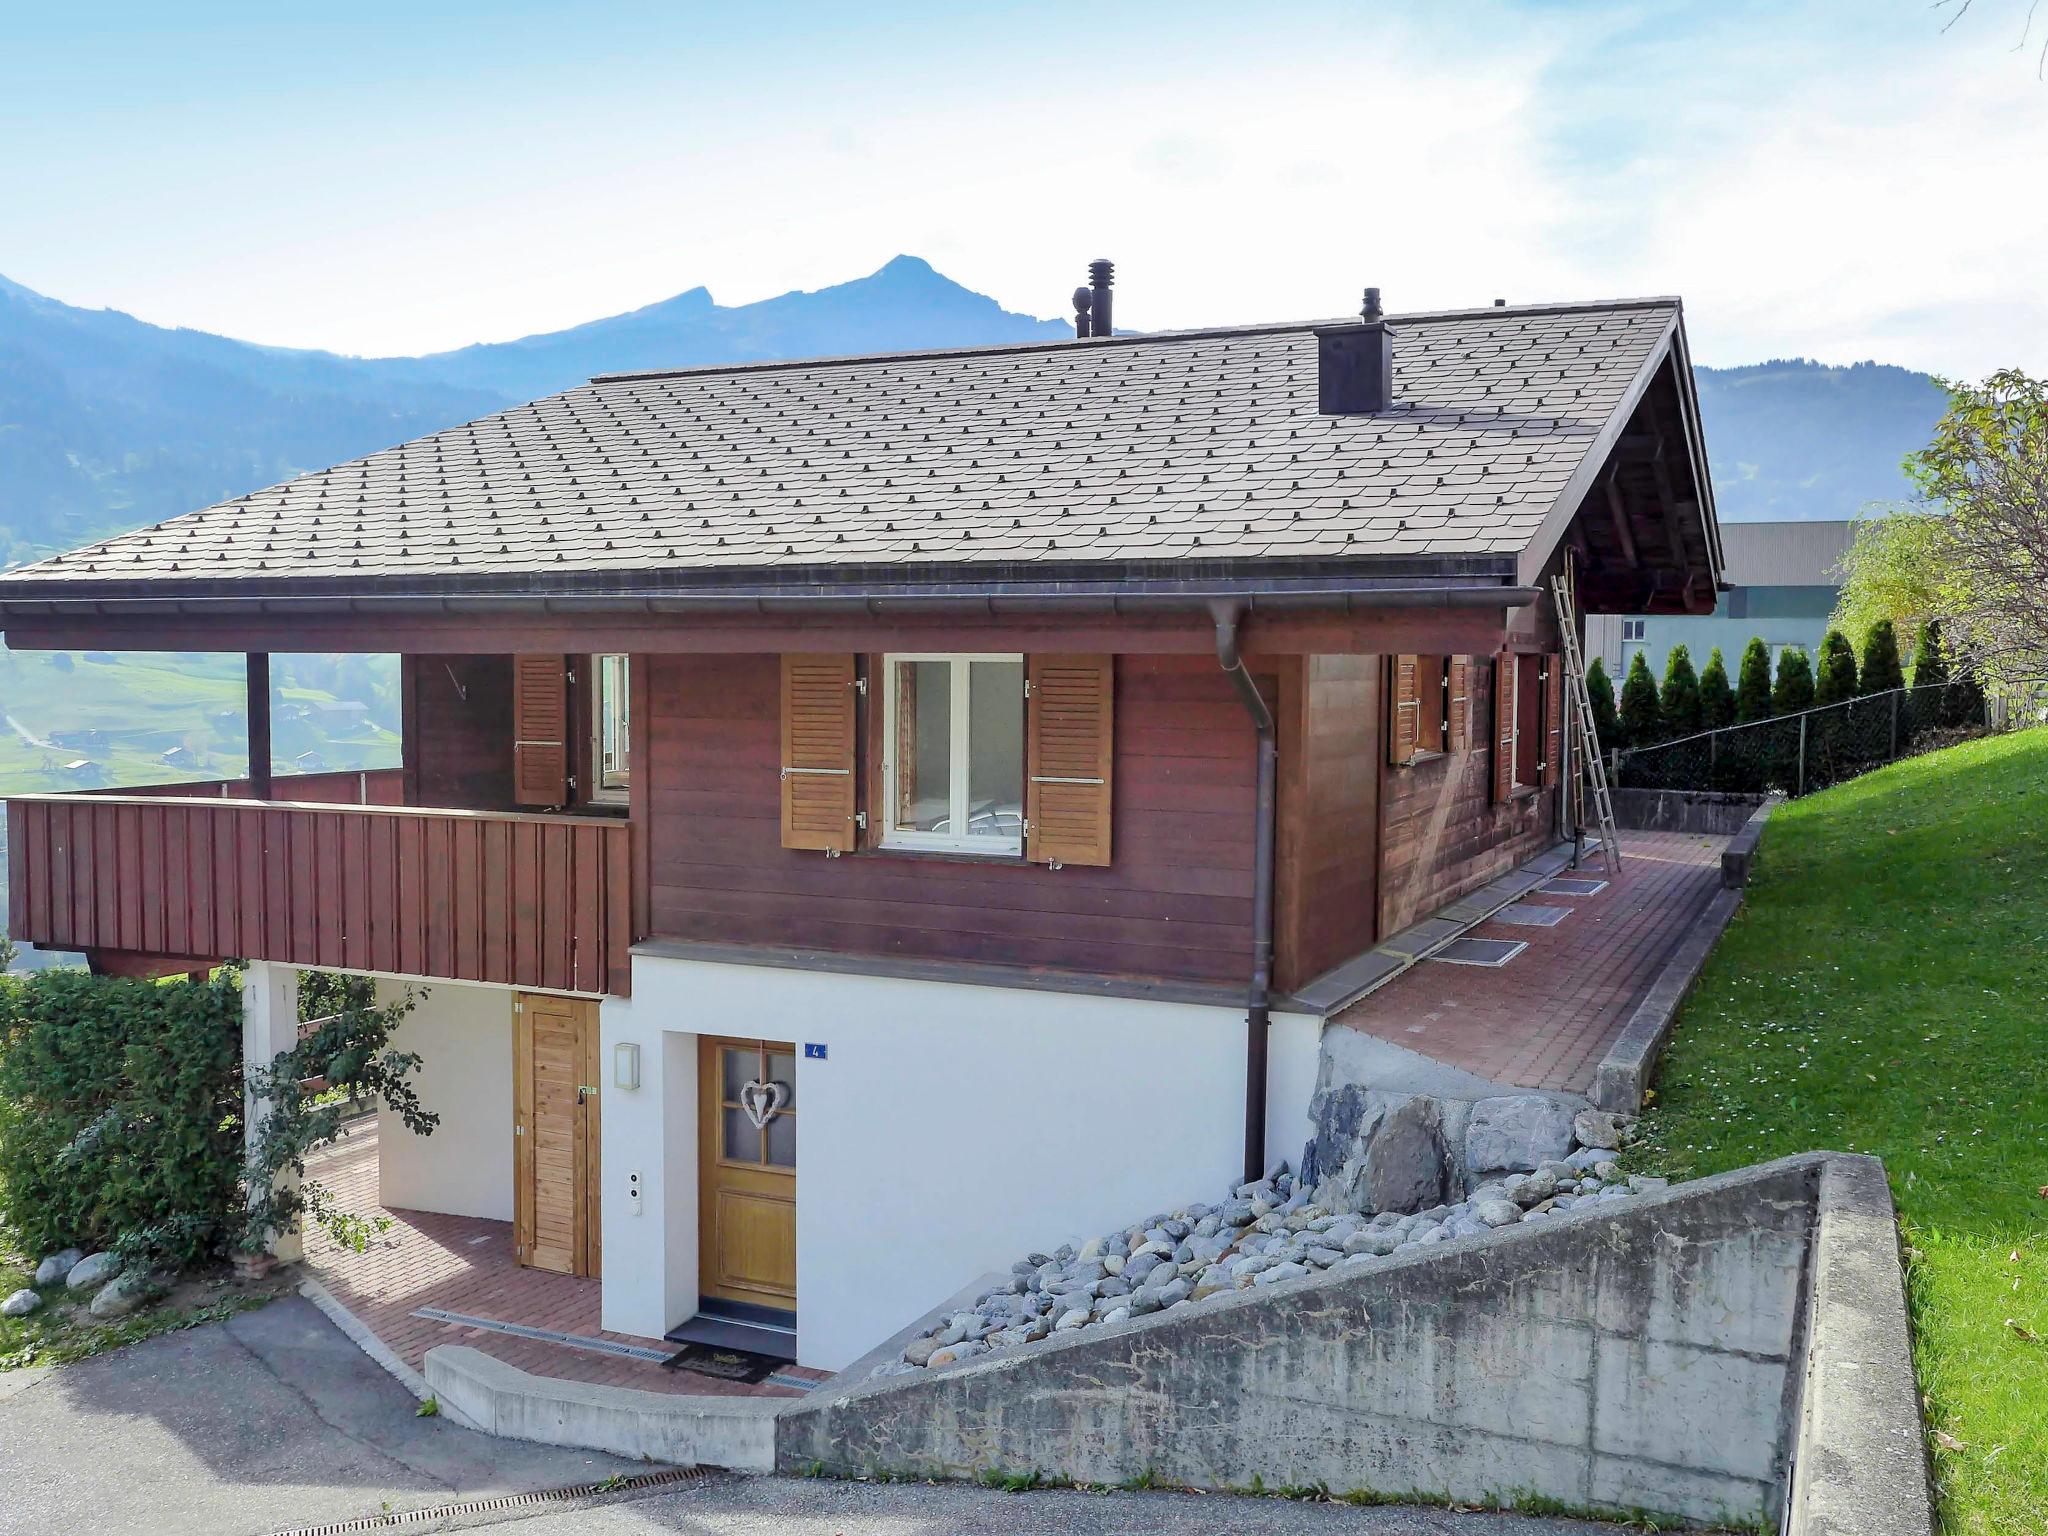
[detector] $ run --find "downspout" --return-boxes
[1211,601,1276,1186]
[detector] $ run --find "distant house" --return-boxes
[47,727,108,750]
[291,751,327,773]
[57,759,105,787]
[159,745,200,769]
[1585,518,1856,683]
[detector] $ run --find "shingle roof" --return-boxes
[1,299,1682,598]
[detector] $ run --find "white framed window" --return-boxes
[592,653,630,800]
[880,654,1025,855]
[1621,618,1646,642]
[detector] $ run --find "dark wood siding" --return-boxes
[405,654,517,810]
[1378,653,1554,935]
[1275,656,1381,991]
[643,653,1257,987]
[4,794,630,996]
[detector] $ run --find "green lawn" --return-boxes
[1632,728,2048,1534]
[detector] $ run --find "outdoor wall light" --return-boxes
[613,1041,641,1091]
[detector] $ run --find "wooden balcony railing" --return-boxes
[5,794,631,997]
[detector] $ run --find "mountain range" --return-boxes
[0,255,1952,571]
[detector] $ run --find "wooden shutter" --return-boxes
[1447,657,1472,752]
[1492,653,1517,803]
[513,654,569,807]
[1541,655,1563,788]
[1026,655,1113,867]
[1389,655,1420,766]
[780,654,858,853]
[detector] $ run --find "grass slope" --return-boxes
[1633,729,2048,1533]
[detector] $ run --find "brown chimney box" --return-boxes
[1316,286,1395,414]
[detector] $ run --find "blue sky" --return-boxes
[1,1,2042,375]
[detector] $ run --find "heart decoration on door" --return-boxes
[740,1078,788,1130]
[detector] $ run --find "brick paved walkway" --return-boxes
[1329,830,1729,1094]
[302,1127,828,1398]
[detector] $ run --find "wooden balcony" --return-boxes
[5,792,632,997]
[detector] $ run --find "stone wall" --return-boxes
[778,1156,1829,1528]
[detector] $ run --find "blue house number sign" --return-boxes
[804,1043,827,1060]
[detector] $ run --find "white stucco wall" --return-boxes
[604,954,1323,1372]
[375,980,515,1222]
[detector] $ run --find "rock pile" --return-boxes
[879,1109,1660,1376]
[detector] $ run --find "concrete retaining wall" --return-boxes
[1611,787,1767,835]
[426,1346,783,1470]
[778,1156,1833,1527]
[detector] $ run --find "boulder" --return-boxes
[64,1252,123,1293]
[89,1270,168,1319]
[33,1248,84,1289]
[1473,1199,1523,1228]
[1465,1096,1578,1174]
[1572,1108,1628,1151]
[2,1288,41,1318]
[1309,1088,1452,1216]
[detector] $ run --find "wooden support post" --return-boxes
[246,652,272,800]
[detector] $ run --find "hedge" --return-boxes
[0,969,245,1267]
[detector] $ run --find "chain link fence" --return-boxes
[1612,682,1989,796]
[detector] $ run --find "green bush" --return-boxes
[1859,620,1905,696]
[1618,651,1663,747]
[1815,629,1859,707]
[1911,618,1949,690]
[1735,638,1775,723]
[1699,648,1735,731]
[0,970,245,1267]
[1583,656,1620,753]
[1658,644,1703,738]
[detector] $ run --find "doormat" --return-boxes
[662,1341,782,1384]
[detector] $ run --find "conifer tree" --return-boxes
[1735,638,1774,723]
[1910,619,1948,689]
[1772,647,1816,716]
[1618,651,1663,746]
[1583,656,1620,752]
[1659,644,1703,738]
[1815,629,1859,707]
[1699,647,1735,730]
[1859,620,1904,696]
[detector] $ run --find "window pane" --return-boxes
[766,1112,796,1168]
[894,660,953,832]
[598,654,630,786]
[966,661,1024,841]
[767,1050,796,1110]
[721,1046,755,1103]
[722,1107,762,1163]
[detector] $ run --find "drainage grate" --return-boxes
[1541,877,1609,897]
[1492,903,1571,928]
[267,1466,714,1535]
[1429,937,1529,967]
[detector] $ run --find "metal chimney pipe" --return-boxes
[1087,259,1114,337]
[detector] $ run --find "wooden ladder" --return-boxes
[1551,569,1623,878]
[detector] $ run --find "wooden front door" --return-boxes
[697,1037,797,1310]
[514,993,601,1277]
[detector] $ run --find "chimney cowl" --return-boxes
[1073,258,1114,338]
[1314,286,1395,415]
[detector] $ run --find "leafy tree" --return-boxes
[1773,647,1817,715]
[1859,620,1906,695]
[1583,656,1620,753]
[1659,645,1703,738]
[1837,371,2048,707]
[1618,651,1663,747]
[1815,629,1860,707]
[1699,648,1736,729]
[1735,638,1776,723]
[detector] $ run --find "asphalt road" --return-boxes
[0,1295,1610,1536]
